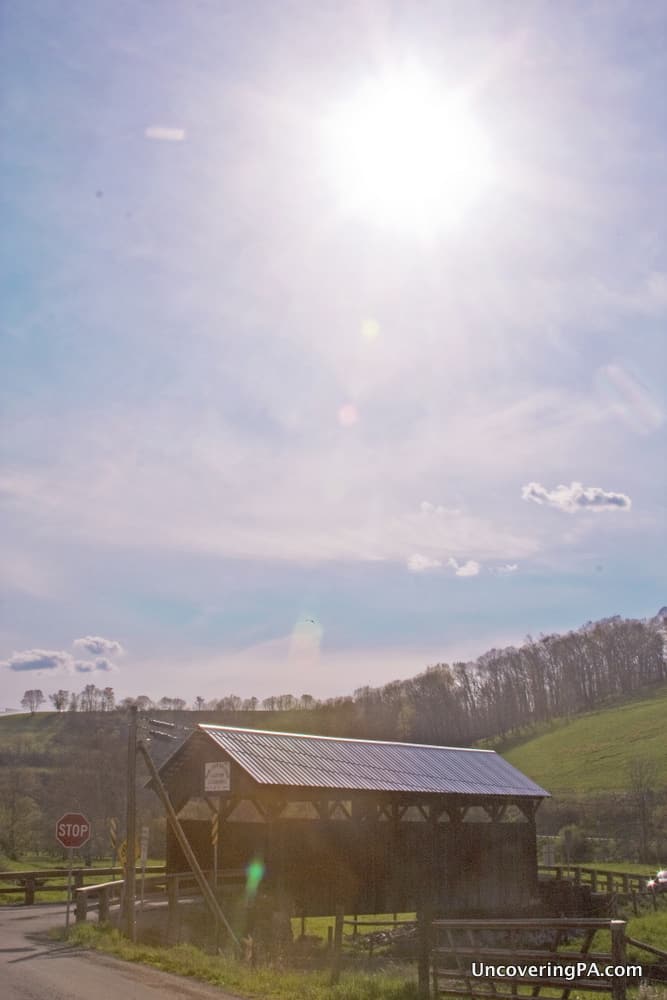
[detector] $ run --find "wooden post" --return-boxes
[417,899,432,999]
[167,876,179,944]
[99,885,110,923]
[124,704,138,942]
[610,920,627,1000]
[330,905,344,985]
[75,890,88,924]
[24,878,35,906]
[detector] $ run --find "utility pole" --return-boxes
[124,704,137,941]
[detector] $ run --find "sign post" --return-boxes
[211,812,219,889]
[55,812,91,934]
[109,816,118,866]
[204,763,229,893]
[140,826,149,909]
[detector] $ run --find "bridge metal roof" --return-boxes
[193,725,548,798]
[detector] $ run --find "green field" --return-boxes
[0,711,68,751]
[502,683,667,794]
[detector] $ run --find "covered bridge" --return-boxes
[154,724,549,916]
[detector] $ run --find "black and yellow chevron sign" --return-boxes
[109,817,118,850]
[211,813,219,847]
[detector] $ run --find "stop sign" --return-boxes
[55,812,91,849]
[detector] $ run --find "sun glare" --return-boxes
[325,68,493,235]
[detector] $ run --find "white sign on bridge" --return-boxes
[204,761,230,792]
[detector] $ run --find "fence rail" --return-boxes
[0,866,166,905]
[73,868,246,926]
[430,917,629,1000]
[538,865,650,895]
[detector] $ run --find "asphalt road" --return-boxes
[0,903,243,1000]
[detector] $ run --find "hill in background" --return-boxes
[501,681,667,794]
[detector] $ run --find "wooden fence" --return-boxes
[538,865,649,895]
[0,866,166,905]
[538,865,666,915]
[430,917,632,1000]
[73,868,246,926]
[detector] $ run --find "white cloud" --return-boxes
[74,657,116,674]
[1,649,71,672]
[522,481,632,513]
[73,636,124,657]
[420,501,461,516]
[447,557,481,577]
[407,553,442,572]
[144,126,186,142]
[2,642,123,676]
[494,563,519,575]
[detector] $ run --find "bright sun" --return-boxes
[325,68,493,235]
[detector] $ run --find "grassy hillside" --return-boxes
[502,682,667,794]
[3,681,666,799]
[0,711,70,751]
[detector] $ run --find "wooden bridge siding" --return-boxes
[167,817,538,917]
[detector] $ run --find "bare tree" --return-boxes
[101,687,115,711]
[628,758,658,863]
[20,690,45,715]
[79,684,102,711]
[49,689,69,712]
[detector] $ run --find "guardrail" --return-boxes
[0,866,166,905]
[73,868,246,925]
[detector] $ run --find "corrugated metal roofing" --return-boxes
[196,725,548,798]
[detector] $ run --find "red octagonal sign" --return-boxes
[55,812,91,849]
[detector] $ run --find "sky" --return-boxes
[1,0,665,708]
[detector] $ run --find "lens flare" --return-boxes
[338,403,359,426]
[245,856,265,901]
[361,318,380,340]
